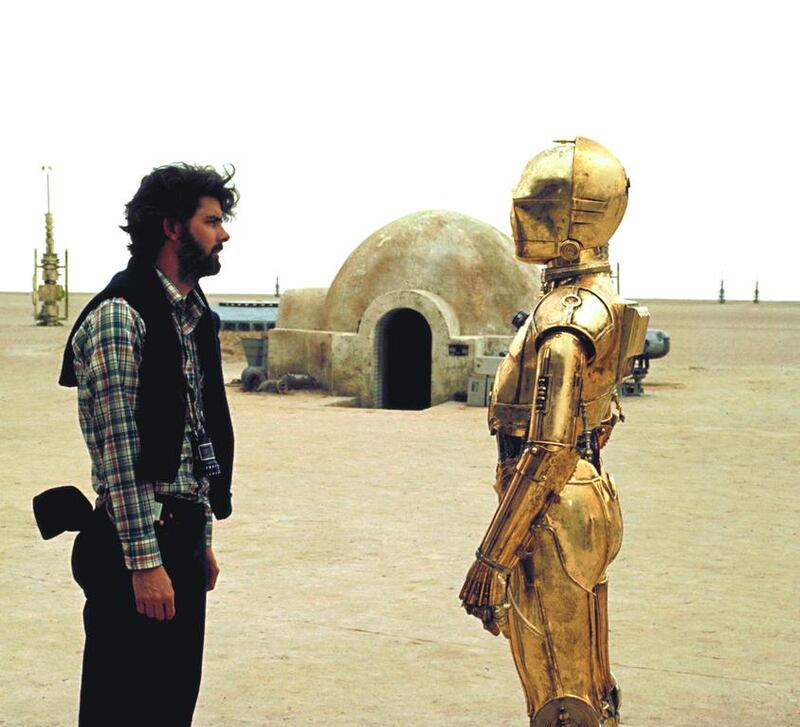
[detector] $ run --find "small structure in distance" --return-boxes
[213,300,279,332]
[32,166,69,326]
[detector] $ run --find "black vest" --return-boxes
[60,259,234,519]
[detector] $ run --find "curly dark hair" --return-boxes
[121,163,239,263]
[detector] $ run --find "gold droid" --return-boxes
[459,138,649,726]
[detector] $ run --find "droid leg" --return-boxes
[503,467,623,726]
[593,578,622,725]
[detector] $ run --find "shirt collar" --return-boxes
[154,267,206,332]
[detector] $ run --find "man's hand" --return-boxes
[132,565,175,621]
[206,547,220,591]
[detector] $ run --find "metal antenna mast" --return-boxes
[32,166,69,325]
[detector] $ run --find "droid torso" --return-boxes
[489,274,648,446]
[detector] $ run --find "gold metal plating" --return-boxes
[510,137,629,269]
[461,138,647,725]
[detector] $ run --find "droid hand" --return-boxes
[466,605,501,636]
[459,558,508,632]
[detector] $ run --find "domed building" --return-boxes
[268,210,541,408]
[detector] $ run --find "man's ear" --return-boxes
[162,218,183,242]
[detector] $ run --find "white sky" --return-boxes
[4,1,798,301]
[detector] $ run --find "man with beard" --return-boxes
[59,164,238,726]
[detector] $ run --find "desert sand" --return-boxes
[1,292,798,726]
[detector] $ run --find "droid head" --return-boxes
[510,137,629,268]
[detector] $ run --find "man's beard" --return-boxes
[177,229,221,283]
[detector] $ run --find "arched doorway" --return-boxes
[376,308,432,410]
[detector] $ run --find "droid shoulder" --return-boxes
[531,285,615,362]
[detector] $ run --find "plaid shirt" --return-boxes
[71,268,212,570]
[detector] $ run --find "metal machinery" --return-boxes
[32,167,68,326]
[620,328,671,395]
[210,300,276,392]
[468,355,506,406]
[240,335,269,391]
[215,299,321,394]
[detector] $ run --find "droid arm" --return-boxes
[460,330,586,615]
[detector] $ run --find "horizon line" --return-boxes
[3,290,799,304]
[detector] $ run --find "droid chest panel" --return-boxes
[488,284,647,439]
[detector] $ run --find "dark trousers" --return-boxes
[72,502,208,727]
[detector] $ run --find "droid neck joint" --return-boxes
[543,245,611,286]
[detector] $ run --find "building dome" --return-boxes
[323,210,540,335]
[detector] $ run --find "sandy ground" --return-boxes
[1,292,798,726]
